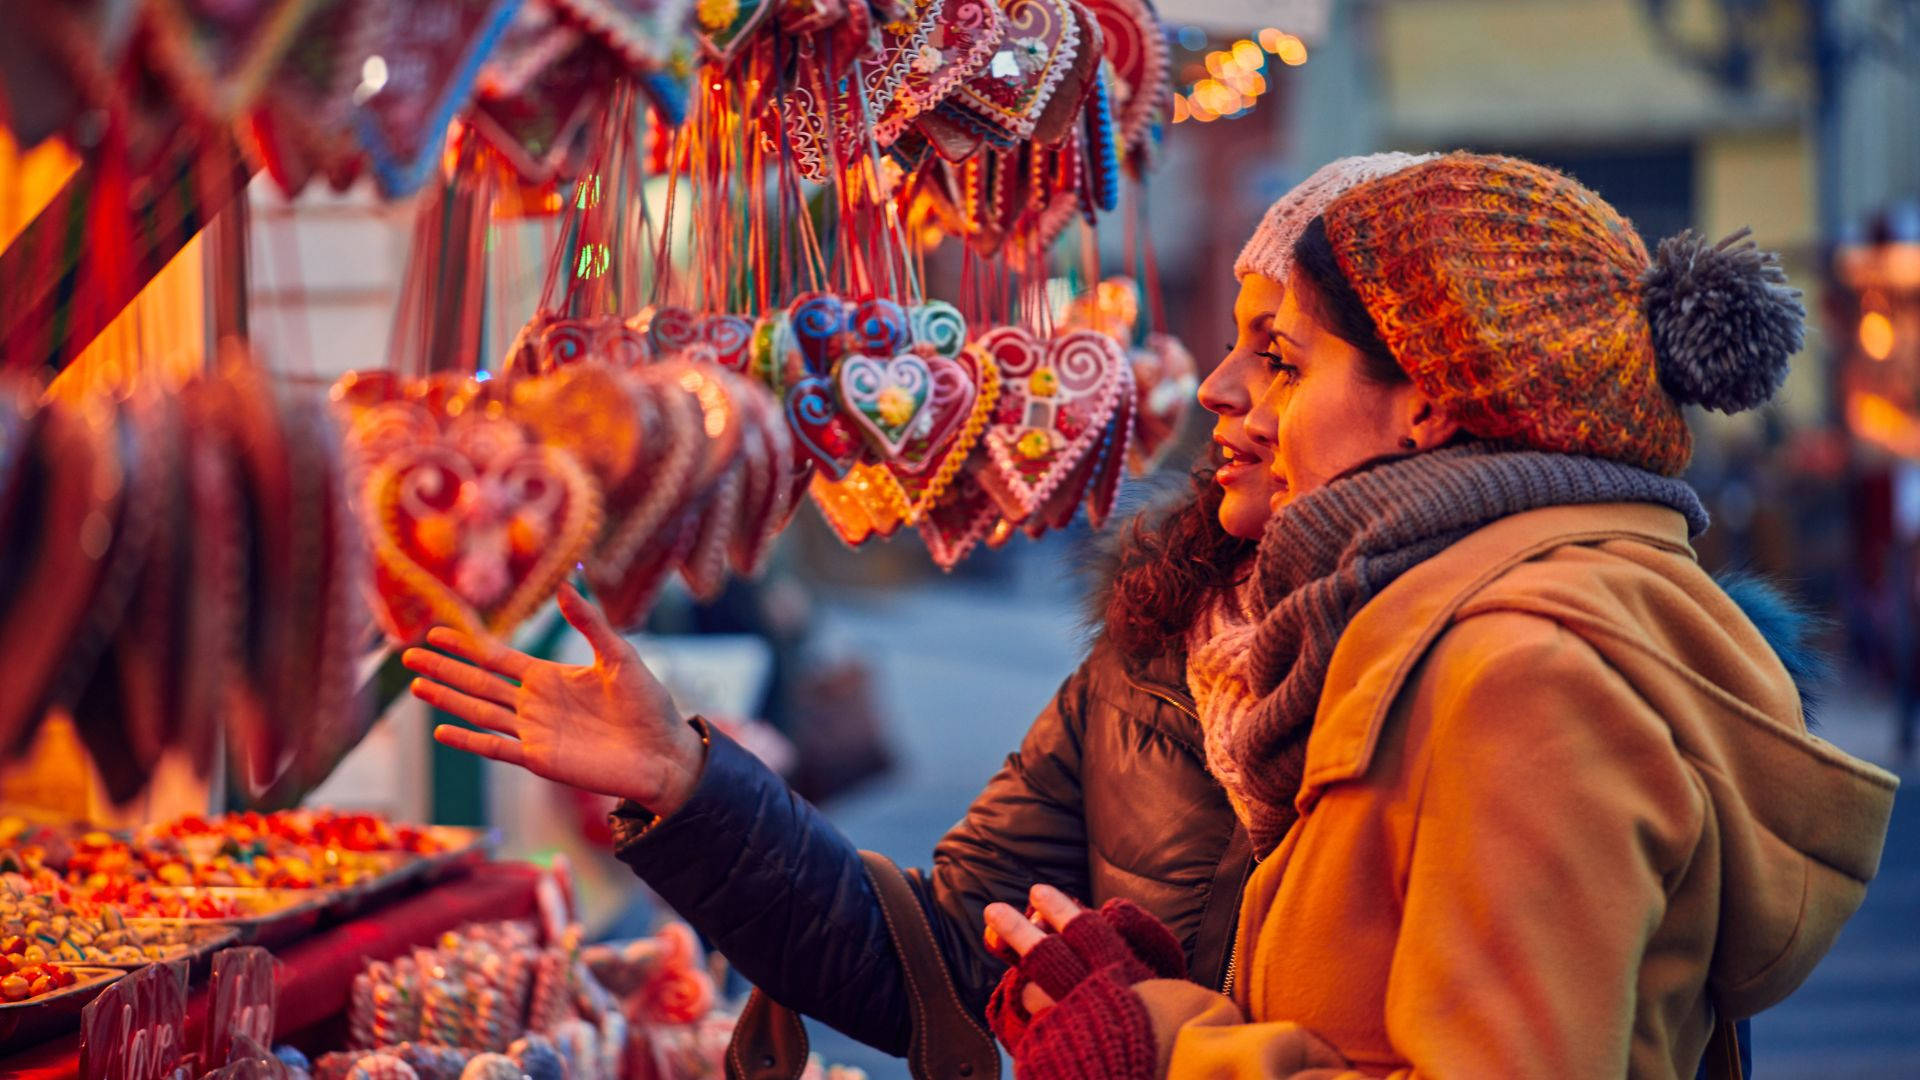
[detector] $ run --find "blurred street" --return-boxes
[802,549,1919,1079]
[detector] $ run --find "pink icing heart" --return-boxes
[973,328,1127,522]
[836,353,934,460]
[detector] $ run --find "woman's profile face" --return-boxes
[1198,274,1288,540]
[1247,280,1440,510]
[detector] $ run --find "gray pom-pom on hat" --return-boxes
[1641,226,1805,414]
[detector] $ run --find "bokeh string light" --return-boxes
[1172,27,1309,124]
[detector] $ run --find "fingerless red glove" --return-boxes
[985,899,1187,1080]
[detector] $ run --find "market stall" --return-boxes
[0,0,1226,1071]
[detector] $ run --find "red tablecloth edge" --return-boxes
[1,861,543,1077]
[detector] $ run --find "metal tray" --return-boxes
[94,924,239,975]
[0,965,124,1052]
[132,887,332,949]
[321,827,499,919]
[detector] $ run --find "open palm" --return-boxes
[402,584,706,816]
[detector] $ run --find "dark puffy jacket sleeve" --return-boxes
[609,657,1095,1055]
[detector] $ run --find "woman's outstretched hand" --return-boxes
[402,584,706,817]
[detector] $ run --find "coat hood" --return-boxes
[1311,502,1898,1019]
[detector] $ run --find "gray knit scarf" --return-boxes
[1229,444,1710,854]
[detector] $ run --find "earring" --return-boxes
[1399,436,1417,450]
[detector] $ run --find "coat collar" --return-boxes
[1295,501,1697,810]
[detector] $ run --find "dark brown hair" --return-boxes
[1292,216,1406,386]
[1103,463,1256,664]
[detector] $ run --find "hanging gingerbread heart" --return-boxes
[470,33,612,184]
[784,375,863,479]
[847,297,912,355]
[512,364,648,493]
[909,300,968,359]
[848,461,913,537]
[590,368,700,578]
[549,0,699,73]
[679,460,741,600]
[649,305,701,356]
[1085,368,1133,528]
[591,507,699,628]
[252,0,378,198]
[915,109,987,163]
[917,471,1001,569]
[1026,0,1101,144]
[875,0,1008,145]
[789,291,848,375]
[837,352,934,459]
[351,0,522,197]
[364,430,603,644]
[889,352,976,474]
[1083,63,1122,213]
[808,468,875,548]
[1081,0,1166,162]
[974,327,1126,522]
[896,346,999,517]
[696,313,756,373]
[945,0,1081,142]
[729,383,795,575]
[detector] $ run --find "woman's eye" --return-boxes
[1258,351,1298,380]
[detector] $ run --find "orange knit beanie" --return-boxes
[1318,152,1805,476]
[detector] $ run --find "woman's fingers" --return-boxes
[558,584,631,665]
[432,724,528,768]
[410,678,520,735]
[1028,883,1086,934]
[402,648,519,708]
[1021,982,1056,1016]
[983,903,1049,959]
[424,625,535,681]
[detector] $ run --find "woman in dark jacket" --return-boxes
[393,153,1509,1056]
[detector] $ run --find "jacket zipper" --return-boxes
[1125,670,1251,997]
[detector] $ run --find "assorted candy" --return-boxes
[1,872,210,965]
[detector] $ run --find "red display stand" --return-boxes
[0,861,543,1076]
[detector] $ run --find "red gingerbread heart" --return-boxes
[364,425,602,644]
[874,0,1009,145]
[973,327,1128,523]
[947,0,1083,142]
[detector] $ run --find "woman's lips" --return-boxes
[1216,460,1259,487]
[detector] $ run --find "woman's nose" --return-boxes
[1245,383,1280,447]
[1198,353,1247,416]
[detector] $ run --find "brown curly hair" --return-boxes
[1102,462,1257,665]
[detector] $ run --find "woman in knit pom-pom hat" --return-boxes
[984,153,1898,1080]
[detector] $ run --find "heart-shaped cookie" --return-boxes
[589,367,701,577]
[364,432,602,643]
[848,297,912,356]
[784,375,864,480]
[896,345,1000,518]
[946,0,1082,142]
[909,300,969,359]
[917,471,1001,570]
[1085,367,1133,529]
[697,312,755,373]
[789,291,848,375]
[974,327,1127,522]
[512,364,647,494]
[837,352,934,459]
[890,353,977,475]
[1082,0,1167,161]
[874,0,1008,145]
[1027,0,1102,144]
[649,304,700,356]
[809,469,875,548]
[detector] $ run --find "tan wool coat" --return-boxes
[1133,502,1899,1078]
